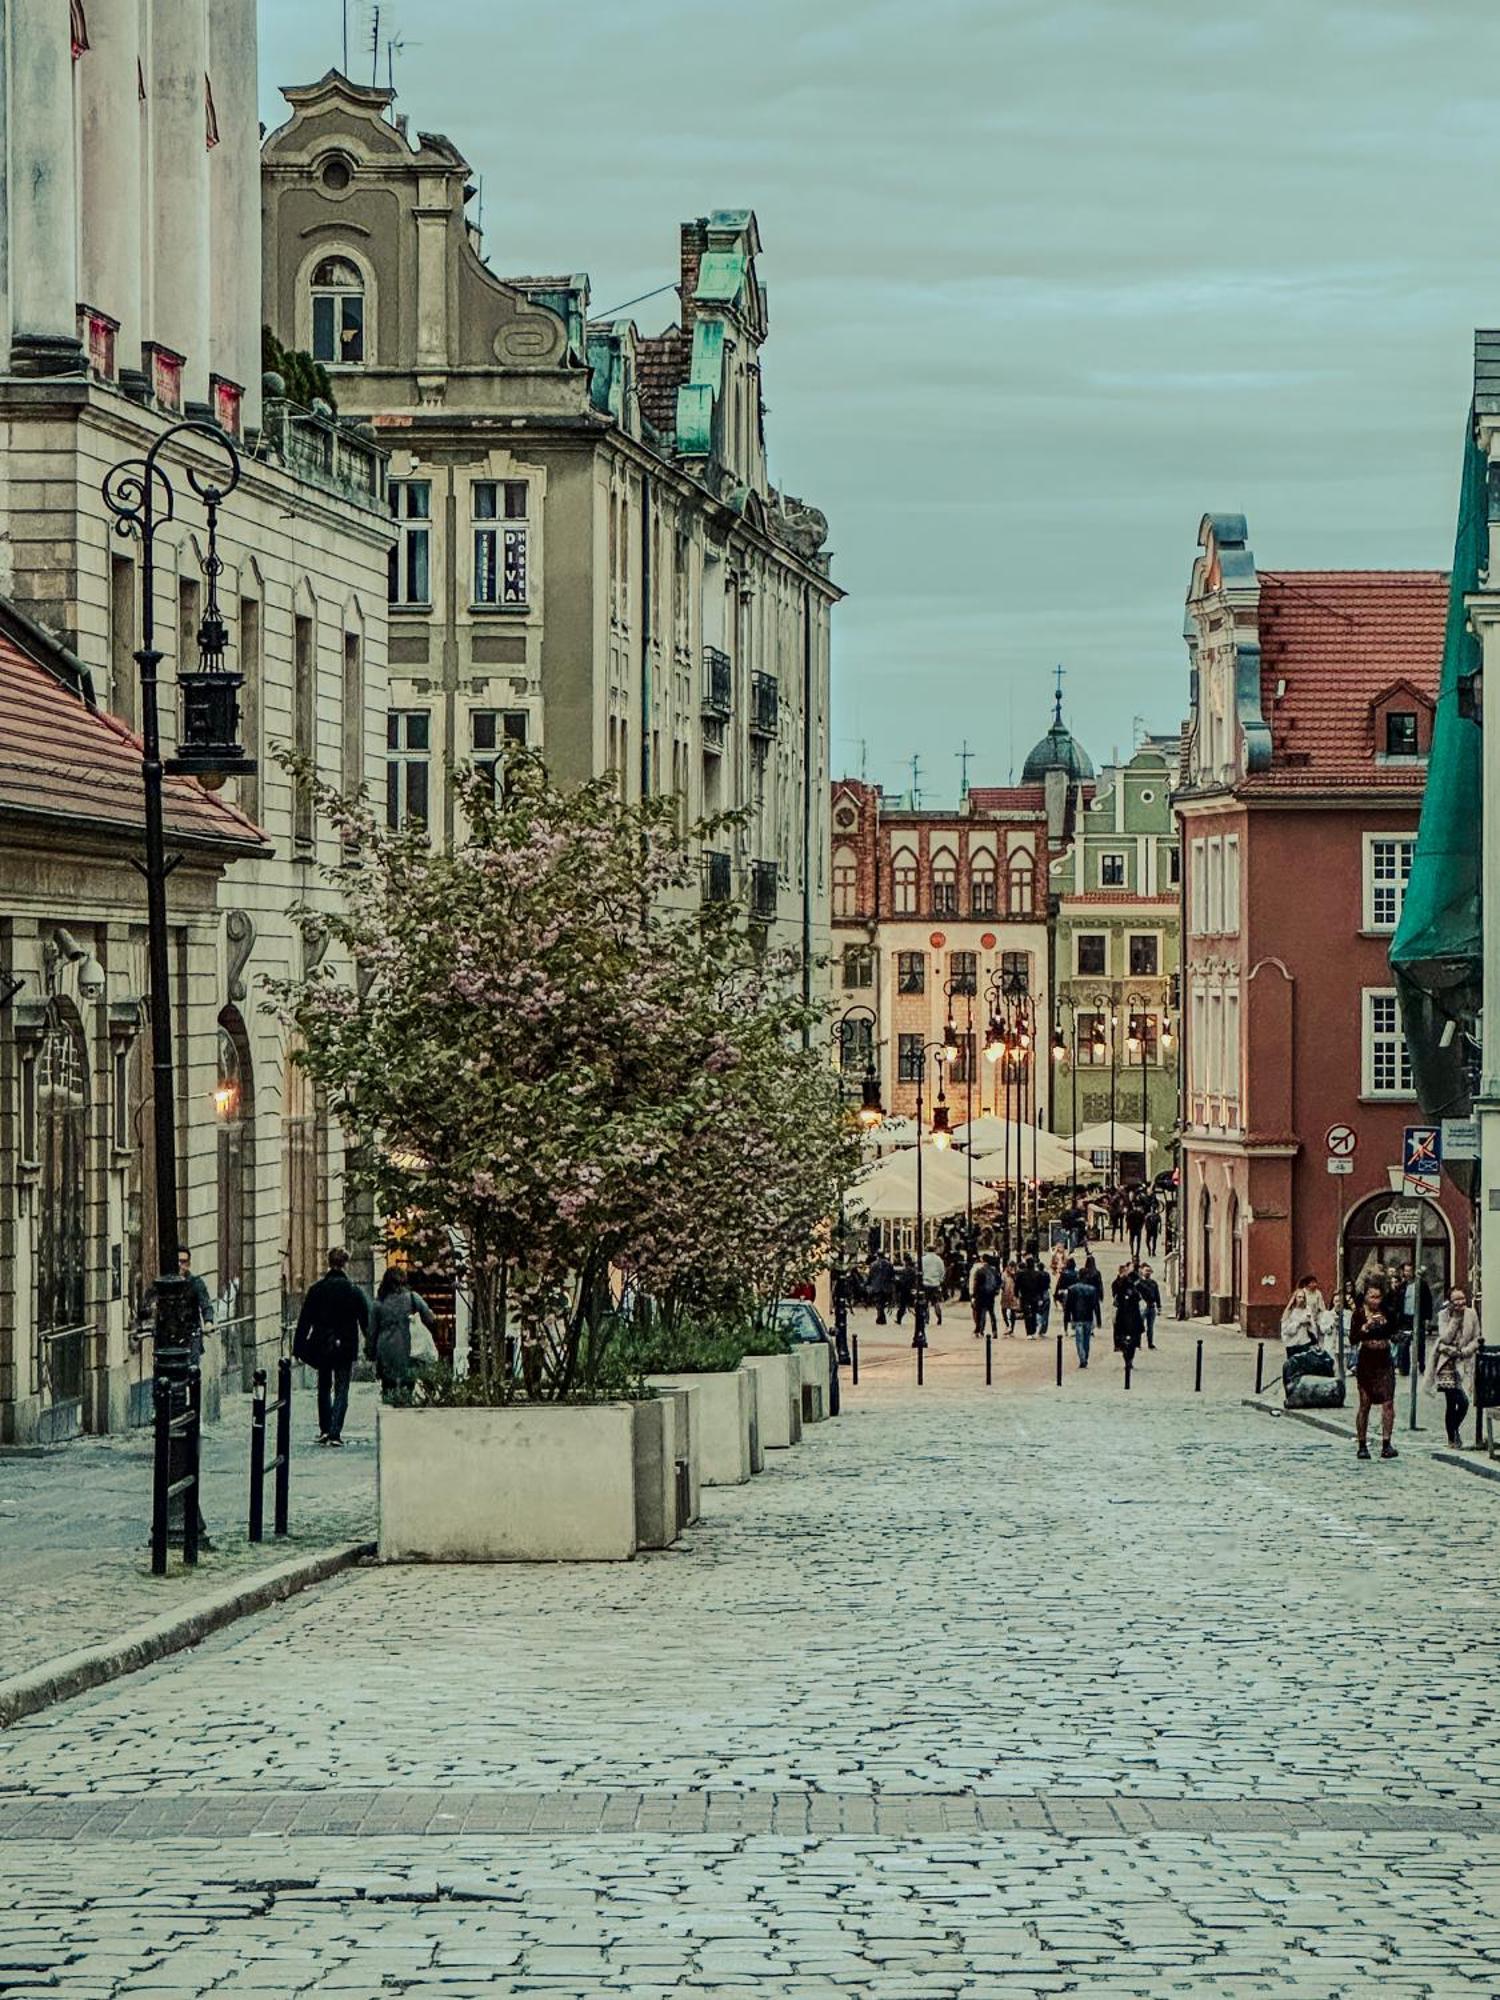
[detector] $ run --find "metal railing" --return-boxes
[702,646,732,719]
[704,849,733,903]
[151,1372,202,1574]
[749,672,779,738]
[750,860,779,923]
[249,1358,293,1542]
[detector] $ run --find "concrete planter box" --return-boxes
[796,1341,831,1423]
[377,1402,639,1562]
[644,1377,703,1524]
[648,1367,755,1486]
[741,1352,802,1450]
[633,1392,686,1550]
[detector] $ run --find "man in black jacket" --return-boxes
[294,1247,370,1446]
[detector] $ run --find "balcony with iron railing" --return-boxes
[257,397,387,511]
[750,860,779,924]
[704,849,733,904]
[749,671,779,739]
[702,646,732,720]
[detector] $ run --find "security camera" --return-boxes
[77,955,106,1001]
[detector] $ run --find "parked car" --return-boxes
[770,1299,834,1346]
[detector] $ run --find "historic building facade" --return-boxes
[1051,736,1181,1178]
[1176,514,1468,1333]
[0,1,393,1440]
[261,73,838,971]
[830,706,1088,1134]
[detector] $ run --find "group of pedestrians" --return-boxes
[1103,1186,1165,1259]
[292,1248,438,1442]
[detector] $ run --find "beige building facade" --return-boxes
[261,73,838,968]
[0,2,393,1441]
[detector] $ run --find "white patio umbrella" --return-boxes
[1072,1120,1159,1162]
[863,1113,919,1154]
[969,1126,1082,1184]
[848,1147,997,1220]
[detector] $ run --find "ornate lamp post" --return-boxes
[1053,995,1081,1208]
[1125,990,1170,1187]
[103,421,250,1573]
[943,971,977,1256]
[833,1004,883,1357]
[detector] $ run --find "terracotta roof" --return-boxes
[635,325,690,439]
[966,786,1048,814]
[1248,570,1447,792]
[0,631,268,853]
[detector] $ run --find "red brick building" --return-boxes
[1177,514,1469,1333]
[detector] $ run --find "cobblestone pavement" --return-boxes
[0,1380,377,1681]
[2,1297,1498,1997]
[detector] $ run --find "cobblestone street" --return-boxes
[2,1309,1498,1997]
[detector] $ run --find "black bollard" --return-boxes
[1055,1334,1063,1387]
[917,1339,925,1388]
[274,1355,292,1538]
[1194,1338,1204,1394]
[1254,1341,1265,1395]
[249,1368,267,1542]
[1124,1347,1134,1392]
[851,1334,860,1386]
[985,1333,993,1386]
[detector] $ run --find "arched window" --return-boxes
[1008,851,1034,915]
[931,847,958,916]
[970,847,997,916]
[892,849,918,916]
[310,255,365,364]
[37,1007,89,1405]
[832,844,857,919]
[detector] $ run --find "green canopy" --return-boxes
[1389,410,1484,1124]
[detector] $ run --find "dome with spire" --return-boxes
[1020,689,1094,785]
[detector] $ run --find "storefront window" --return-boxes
[1342,1193,1450,1301]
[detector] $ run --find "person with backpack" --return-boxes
[970,1255,999,1337]
[1064,1266,1102,1368]
[293,1246,370,1447]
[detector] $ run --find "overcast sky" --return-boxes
[261,0,1493,804]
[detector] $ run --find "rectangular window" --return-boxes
[839,1017,875,1075]
[970,867,996,916]
[1206,836,1224,934]
[1168,845,1181,887]
[1100,852,1126,888]
[472,708,528,791]
[1224,989,1241,1120]
[109,553,136,729]
[1001,950,1030,992]
[931,869,958,917]
[842,943,874,990]
[472,480,529,606]
[1365,989,1414,1096]
[893,860,918,915]
[833,852,857,920]
[341,632,364,798]
[1224,835,1241,934]
[1190,988,1206,1097]
[1385,711,1419,757]
[1127,1011,1160,1064]
[897,1032,924,1084]
[386,710,431,831]
[238,596,261,823]
[1078,1011,1107,1065]
[1366,835,1415,931]
[1128,934,1159,977]
[1189,838,1206,935]
[312,289,363,364]
[388,481,432,607]
[1076,933,1107,977]
[948,950,977,995]
[293,614,315,848]
[948,1032,976,1084]
[112,1045,129,1152]
[897,951,926,995]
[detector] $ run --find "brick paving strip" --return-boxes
[1,1786,1495,1840]
[0,1541,373,1729]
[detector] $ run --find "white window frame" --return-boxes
[832,844,858,920]
[1224,834,1240,935]
[386,709,431,830]
[1224,986,1241,1122]
[1075,931,1109,978]
[310,255,366,365]
[1363,988,1415,1098]
[1364,833,1416,933]
[389,480,432,608]
[1206,836,1224,934]
[472,479,530,608]
[892,849,918,916]
[1126,931,1160,978]
[1190,986,1207,1097]
[1099,850,1127,889]
[1189,837,1206,935]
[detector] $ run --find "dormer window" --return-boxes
[310,256,365,364]
[1385,711,1419,758]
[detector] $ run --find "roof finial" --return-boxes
[1053,662,1065,727]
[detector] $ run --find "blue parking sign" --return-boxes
[1402,1125,1442,1191]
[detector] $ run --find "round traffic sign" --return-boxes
[1325,1123,1357,1157]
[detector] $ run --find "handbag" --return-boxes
[407,1303,439,1367]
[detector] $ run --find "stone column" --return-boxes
[413,179,450,370]
[78,0,146,395]
[148,0,210,414]
[8,0,84,373]
[206,0,258,432]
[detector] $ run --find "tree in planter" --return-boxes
[271,751,856,1400]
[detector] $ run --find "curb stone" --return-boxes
[0,1540,374,1729]
[1245,1398,1500,1480]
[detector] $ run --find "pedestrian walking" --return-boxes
[1126,1196,1146,1262]
[293,1246,371,1446]
[1112,1262,1144,1364]
[1109,1189,1125,1242]
[1079,1252,1104,1318]
[367,1267,439,1398]
[1425,1285,1481,1448]
[1138,1263,1161,1349]
[868,1250,895,1326]
[1280,1276,1327,1349]
[1015,1253,1049,1337]
[921,1246,945,1325]
[1350,1280,1399,1460]
[1144,1194,1162,1257]
[1395,1258,1435,1376]
[1064,1268,1101,1367]
[970,1256,999,1336]
[1000,1260,1020,1335]
[894,1254,917,1325]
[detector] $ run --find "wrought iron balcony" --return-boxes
[704,849,732,904]
[749,671,779,739]
[702,646,732,720]
[750,860,779,924]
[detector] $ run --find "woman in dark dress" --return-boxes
[1350,1279,1398,1461]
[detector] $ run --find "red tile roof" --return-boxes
[966,786,1048,814]
[1247,570,1448,792]
[635,326,690,439]
[0,632,268,853]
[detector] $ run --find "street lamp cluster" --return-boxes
[1051,990,1174,1198]
[983,963,1035,1261]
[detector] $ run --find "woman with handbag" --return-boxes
[368,1267,440,1397]
[1426,1285,1481,1448]
[1350,1279,1398,1461]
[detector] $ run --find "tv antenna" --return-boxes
[955,739,974,804]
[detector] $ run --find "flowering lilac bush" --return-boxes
[271,752,857,1401]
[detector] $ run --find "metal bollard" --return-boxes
[1055,1334,1063,1387]
[1124,1347,1134,1392]
[249,1368,267,1543]
[916,1339,925,1388]
[985,1333,993,1386]
[1254,1341,1265,1395]
[183,1372,202,1569]
[851,1334,859,1386]
[151,1378,171,1576]
[1194,1338,1204,1394]
[274,1356,292,1538]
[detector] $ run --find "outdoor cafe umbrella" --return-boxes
[848,1147,997,1221]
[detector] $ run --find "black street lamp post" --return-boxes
[103,421,250,1574]
[913,1038,952,1348]
[943,973,976,1257]
[1052,995,1081,1207]
[834,1005,884,1356]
